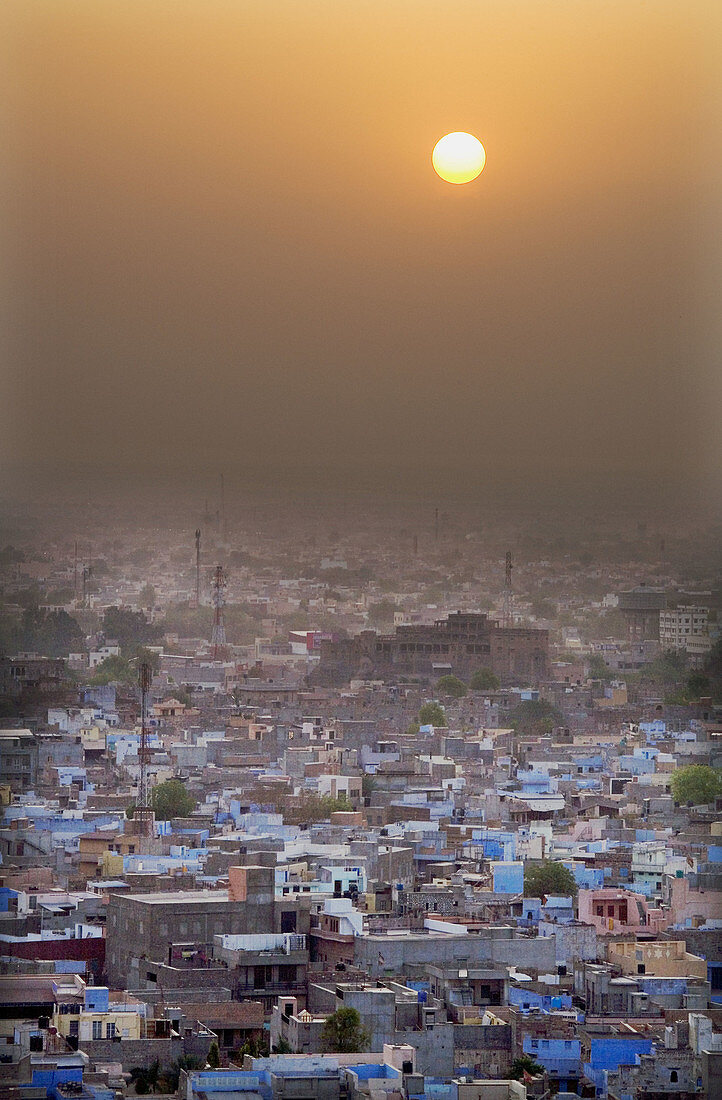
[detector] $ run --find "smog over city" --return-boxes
[1,3,721,1098]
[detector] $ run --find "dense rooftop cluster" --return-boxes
[0,502,720,1100]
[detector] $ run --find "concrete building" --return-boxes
[213,932,309,1015]
[313,612,548,686]
[577,887,669,935]
[659,606,711,663]
[0,730,39,793]
[618,588,667,642]
[106,866,275,987]
[607,940,707,980]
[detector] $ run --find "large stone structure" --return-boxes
[106,866,278,988]
[312,612,548,686]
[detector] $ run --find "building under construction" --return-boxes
[311,611,548,687]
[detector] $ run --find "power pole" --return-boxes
[211,565,227,659]
[502,551,513,628]
[195,529,201,607]
[136,662,153,839]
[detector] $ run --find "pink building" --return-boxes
[577,887,670,934]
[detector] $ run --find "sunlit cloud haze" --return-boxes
[3,1,721,508]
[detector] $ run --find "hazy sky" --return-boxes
[3,1,721,504]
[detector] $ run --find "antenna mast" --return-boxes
[502,550,514,628]
[211,565,227,658]
[195,529,201,607]
[136,661,153,838]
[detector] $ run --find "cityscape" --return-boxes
[2,3,721,1100]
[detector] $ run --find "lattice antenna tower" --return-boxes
[502,550,514,628]
[136,661,154,838]
[195,529,201,607]
[211,564,227,658]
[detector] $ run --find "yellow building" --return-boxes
[608,939,707,979]
[51,975,144,1042]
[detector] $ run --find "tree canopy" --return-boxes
[150,779,196,820]
[1,607,84,660]
[510,1056,544,1081]
[436,674,467,698]
[524,860,577,899]
[281,791,351,826]
[417,701,447,727]
[510,699,564,737]
[88,646,159,686]
[469,667,500,691]
[587,653,615,682]
[669,765,722,806]
[102,606,162,651]
[320,1008,369,1054]
[89,654,136,686]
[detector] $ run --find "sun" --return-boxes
[432,132,486,185]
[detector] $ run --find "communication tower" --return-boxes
[195,529,201,607]
[501,550,514,628]
[211,565,227,658]
[136,661,154,838]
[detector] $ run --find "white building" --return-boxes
[659,606,711,664]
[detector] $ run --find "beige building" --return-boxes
[659,606,712,663]
[51,975,144,1043]
[607,939,707,979]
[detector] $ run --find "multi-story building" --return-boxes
[618,587,667,641]
[313,612,548,686]
[106,865,276,987]
[0,730,39,793]
[213,932,309,1016]
[659,605,712,664]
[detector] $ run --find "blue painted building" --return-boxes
[583,1035,653,1096]
[523,1036,581,1090]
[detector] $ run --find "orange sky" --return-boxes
[3,1,721,503]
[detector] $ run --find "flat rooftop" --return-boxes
[118,890,231,905]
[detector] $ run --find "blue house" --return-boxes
[583,1035,653,1096]
[523,1036,581,1091]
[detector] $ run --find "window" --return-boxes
[92,1020,103,1039]
[106,1022,116,1039]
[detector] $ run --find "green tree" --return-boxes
[469,667,500,691]
[320,1007,369,1054]
[158,1055,204,1093]
[418,701,447,727]
[129,1060,160,1094]
[361,774,377,800]
[139,584,156,609]
[89,653,135,686]
[7,607,84,659]
[510,1055,544,1080]
[670,765,722,806]
[234,1035,269,1061]
[524,861,578,899]
[588,653,615,682]
[436,674,467,698]
[510,699,564,737]
[207,1042,220,1068]
[282,792,351,826]
[531,598,557,621]
[150,778,196,820]
[686,671,711,700]
[367,599,397,626]
[272,1037,292,1054]
[102,606,162,650]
